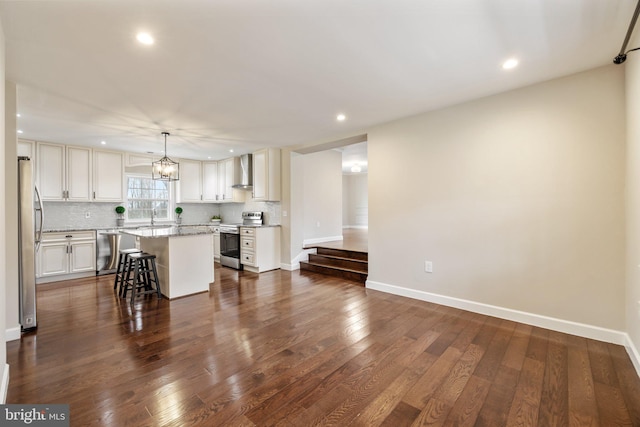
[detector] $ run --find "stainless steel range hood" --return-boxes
[232,154,253,189]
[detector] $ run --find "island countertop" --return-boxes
[121,225,215,238]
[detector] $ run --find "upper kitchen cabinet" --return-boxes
[202,161,219,202]
[18,139,35,158]
[177,159,203,203]
[218,156,244,203]
[37,142,92,201]
[125,152,156,167]
[176,160,221,203]
[252,148,281,201]
[93,150,124,202]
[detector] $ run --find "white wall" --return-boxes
[0,19,8,402]
[302,150,343,244]
[5,81,18,344]
[342,173,368,228]
[368,65,626,334]
[626,52,640,370]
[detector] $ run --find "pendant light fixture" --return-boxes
[152,132,180,181]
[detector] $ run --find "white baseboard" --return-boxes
[366,280,628,346]
[624,334,640,379]
[1,364,9,404]
[303,235,343,246]
[343,225,368,229]
[5,327,20,342]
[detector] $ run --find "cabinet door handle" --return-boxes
[93,191,96,199]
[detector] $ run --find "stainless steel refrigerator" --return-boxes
[18,156,43,331]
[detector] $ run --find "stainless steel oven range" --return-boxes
[219,211,263,270]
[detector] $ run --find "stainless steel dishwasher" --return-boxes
[96,229,136,275]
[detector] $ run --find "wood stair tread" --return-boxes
[310,253,368,264]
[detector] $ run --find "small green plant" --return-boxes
[175,207,183,217]
[115,206,125,216]
[211,215,221,220]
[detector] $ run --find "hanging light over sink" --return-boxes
[152,132,180,181]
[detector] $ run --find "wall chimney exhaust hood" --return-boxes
[232,154,253,189]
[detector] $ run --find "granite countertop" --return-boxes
[43,223,281,234]
[121,225,215,238]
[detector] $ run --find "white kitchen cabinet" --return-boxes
[18,139,35,158]
[212,226,221,261]
[126,152,156,167]
[240,226,281,273]
[177,160,219,203]
[252,148,281,201]
[37,231,96,283]
[37,142,92,201]
[18,139,36,181]
[177,159,203,202]
[93,150,124,202]
[202,161,219,202]
[217,157,244,202]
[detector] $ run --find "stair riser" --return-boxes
[300,262,367,284]
[316,247,368,261]
[308,254,368,273]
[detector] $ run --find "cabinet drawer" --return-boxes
[43,230,95,242]
[240,227,255,236]
[241,237,255,250]
[241,252,255,266]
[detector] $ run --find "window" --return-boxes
[126,175,172,221]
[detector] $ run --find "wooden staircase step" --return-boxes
[299,261,367,284]
[306,247,368,262]
[308,253,368,273]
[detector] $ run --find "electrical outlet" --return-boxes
[85,211,90,219]
[425,261,433,273]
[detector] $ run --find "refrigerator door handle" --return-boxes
[34,185,44,252]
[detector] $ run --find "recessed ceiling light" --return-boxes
[207,156,212,159]
[136,32,154,45]
[229,149,234,153]
[16,113,21,118]
[337,114,346,121]
[100,140,106,145]
[17,130,23,134]
[502,58,519,70]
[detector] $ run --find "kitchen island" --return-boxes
[121,226,214,299]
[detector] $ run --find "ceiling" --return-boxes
[0,0,635,164]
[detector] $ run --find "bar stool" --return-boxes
[114,248,142,296]
[122,252,162,305]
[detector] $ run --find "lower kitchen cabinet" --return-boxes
[240,226,281,273]
[37,230,96,283]
[212,226,221,261]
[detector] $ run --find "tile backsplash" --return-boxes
[43,201,280,230]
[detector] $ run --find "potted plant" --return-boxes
[115,206,126,227]
[175,206,183,224]
[210,215,221,225]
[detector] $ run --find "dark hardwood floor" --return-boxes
[7,266,640,426]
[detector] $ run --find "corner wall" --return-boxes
[625,51,640,374]
[367,65,626,336]
[5,81,18,343]
[0,18,8,402]
[302,150,343,244]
